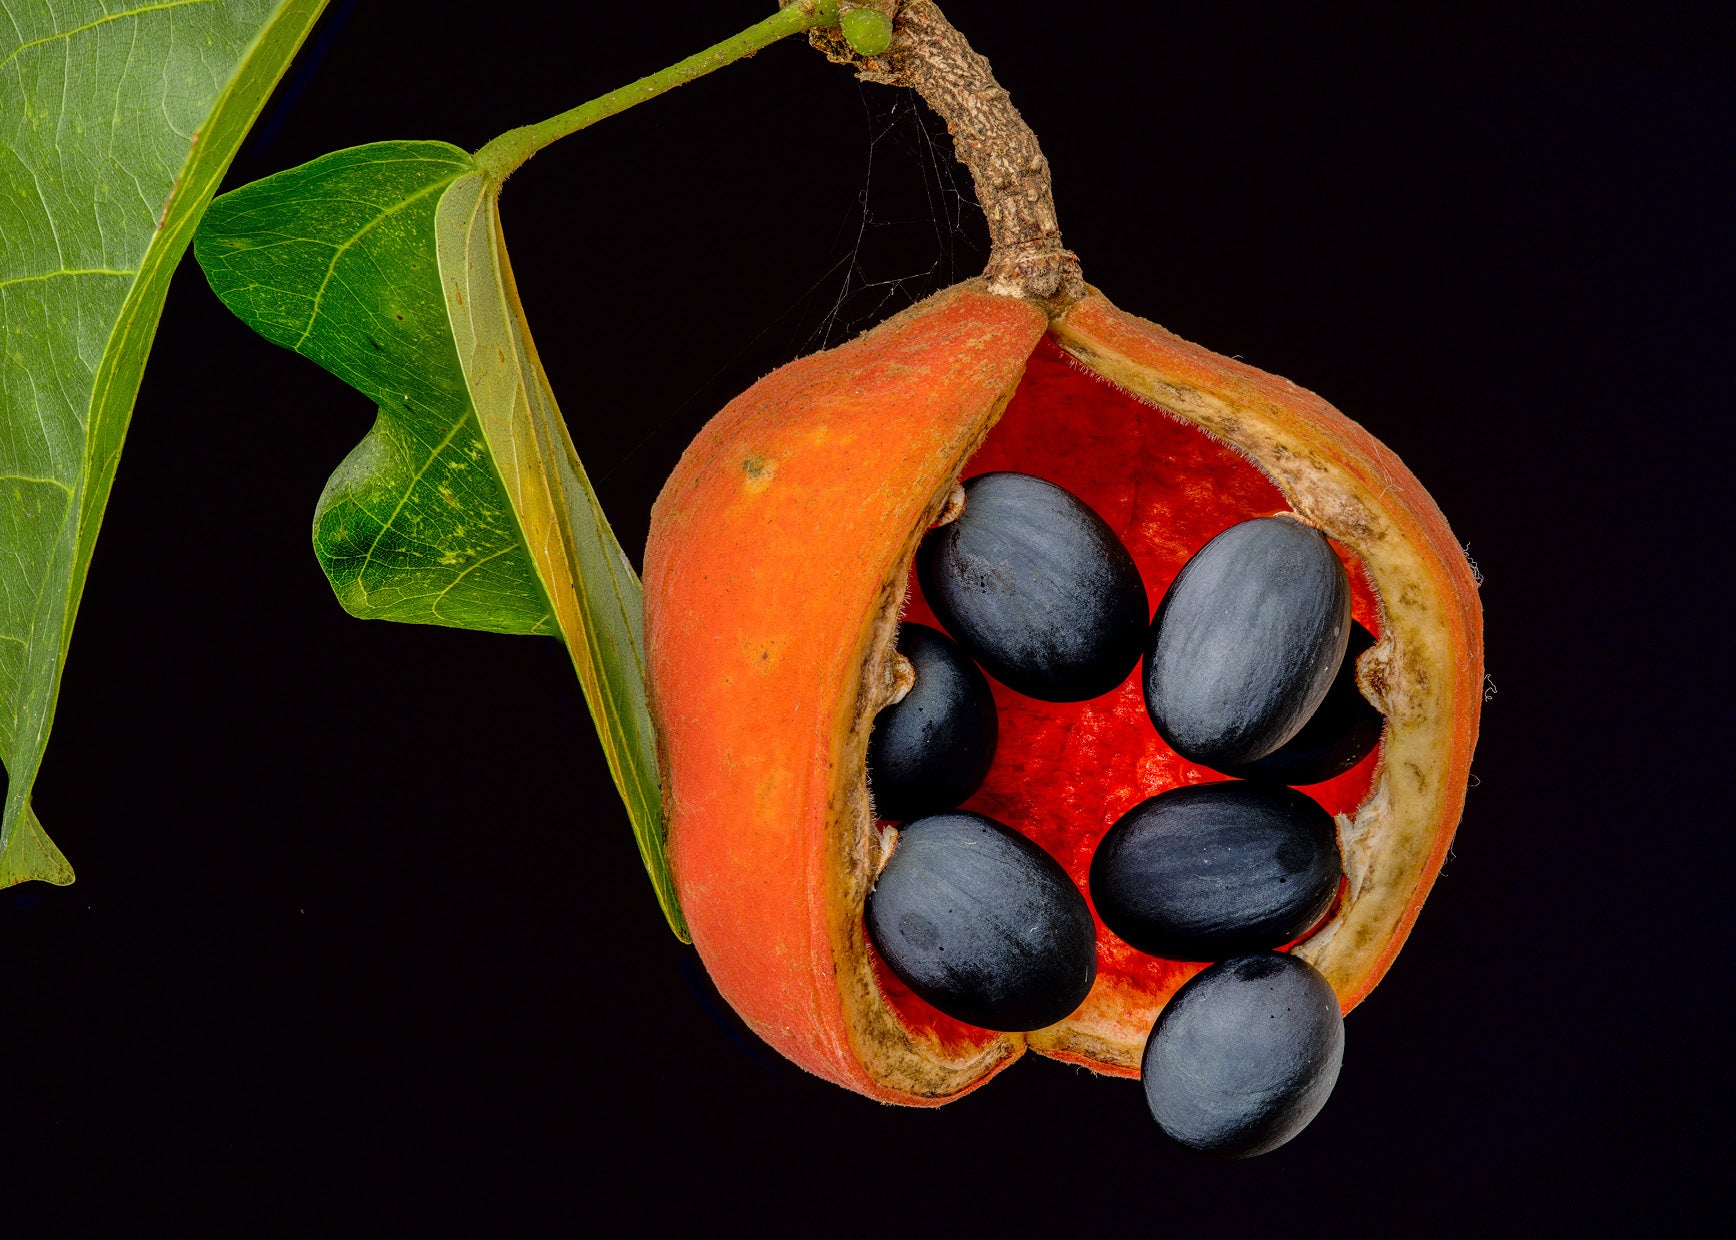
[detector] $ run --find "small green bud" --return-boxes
[841,7,894,56]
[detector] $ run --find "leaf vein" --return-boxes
[0,0,219,74]
[0,268,138,291]
[353,414,474,587]
[1,473,74,494]
[290,175,455,350]
[430,543,521,618]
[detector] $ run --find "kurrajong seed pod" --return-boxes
[641,3,1480,1106]
[644,283,1481,1103]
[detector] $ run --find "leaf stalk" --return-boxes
[474,1,843,182]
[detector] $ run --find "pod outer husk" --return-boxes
[1052,292,1483,1014]
[645,284,1047,1102]
[644,281,1483,1103]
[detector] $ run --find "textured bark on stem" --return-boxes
[802,1,1086,306]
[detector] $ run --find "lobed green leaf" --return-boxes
[196,147,686,939]
[197,143,555,634]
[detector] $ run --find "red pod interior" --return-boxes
[870,337,1383,1048]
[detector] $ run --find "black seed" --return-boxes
[1144,517,1351,769]
[866,811,1097,1031]
[867,624,999,821]
[1142,952,1345,1158]
[917,473,1148,702]
[1089,782,1342,961]
[1228,623,1384,785]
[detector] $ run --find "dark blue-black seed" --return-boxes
[1089,781,1341,961]
[1142,951,1345,1158]
[867,623,999,822]
[1228,623,1384,785]
[917,472,1148,702]
[865,811,1097,1032]
[1144,516,1351,769]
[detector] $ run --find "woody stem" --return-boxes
[801,0,1086,305]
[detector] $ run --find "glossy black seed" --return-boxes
[917,472,1148,702]
[1228,623,1384,785]
[1144,516,1351,769]
[1089,781,1342,961]
[866,811,1097,1032]
[867,624,999,821]
[1142,952,1345,1158]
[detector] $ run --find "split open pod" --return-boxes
[643,281,1482,1103]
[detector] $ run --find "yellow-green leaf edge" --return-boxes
[436,172,686,941]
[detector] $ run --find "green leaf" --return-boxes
[196,146,686,940]
[195,142,554,634]
[1,0,331,887]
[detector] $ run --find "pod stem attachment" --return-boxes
[803,1,1087,306]
[475,1,845,182]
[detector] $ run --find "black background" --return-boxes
[3,1,1729,1231]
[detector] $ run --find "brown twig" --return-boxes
[803,1,1086,306]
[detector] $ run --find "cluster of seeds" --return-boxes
[865,471,1383,1157]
